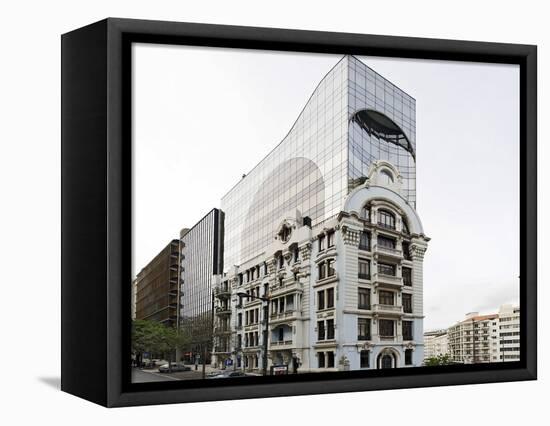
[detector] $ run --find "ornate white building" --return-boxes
[209,55,429,373]
[212,161,429,372]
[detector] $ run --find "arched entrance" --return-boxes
[377,349,399,369]
[381,354,393,369]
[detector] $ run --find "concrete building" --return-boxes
[447,305,520,364]
[497,304,520,362]
[134,239,181,327]
[211,55,429,373]
[423,329,449,360]
[448,312,498,364]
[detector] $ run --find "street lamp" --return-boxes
[237,291,270,376]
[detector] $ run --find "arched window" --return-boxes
[378,209,396,230]
[379,169,394,185]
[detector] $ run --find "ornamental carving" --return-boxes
[299,242,312,261]
[341,225,360,246]
[410,244,427,260]
[283,251,293,264]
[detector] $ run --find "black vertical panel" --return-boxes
[61,19,108,406]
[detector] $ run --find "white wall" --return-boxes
[1,1,547,425]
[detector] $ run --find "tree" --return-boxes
[131,320,191,369]
[131,319,160,366]
[424,353,454,366]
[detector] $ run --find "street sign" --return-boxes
[270,364,288,375]
[225,358,233,367]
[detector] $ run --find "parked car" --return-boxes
[207,370,249,379]
[158,362,191,373]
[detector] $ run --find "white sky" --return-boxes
[133,44,519,330]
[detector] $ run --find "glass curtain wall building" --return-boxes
[180,208,224,359]
[221,56,416,270]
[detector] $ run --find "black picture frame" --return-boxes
[61,17,537,407]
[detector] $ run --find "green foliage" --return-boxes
[132,320,191,360]
[424,353,454,366]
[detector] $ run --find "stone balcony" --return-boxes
[374,244,403,260]
[214,287,231,299]
[372,303,403,316]
[270,310,298,324]
[215,307,231,316]
[269,340,295,350]
[373,273,403,289]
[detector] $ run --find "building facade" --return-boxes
[497,304,520,362]
[180,208,224,361]
[447,312,499,363]
[423,329,449,360]
[134,239,181,327]
[447,305,520,364]
[211,55,429,373]
[221,55,417,271]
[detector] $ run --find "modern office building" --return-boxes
[423,329,449,360]
[211,55,429,373]
[180,208,224,362]
[221,55,417,271]
[134,239,181,327]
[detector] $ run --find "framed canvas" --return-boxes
[61,18,537,407]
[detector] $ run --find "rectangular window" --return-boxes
[327,231,334,248]
[318,262,326,280]
[359,231,370,251]
[326,319,335,340]
[403,293,412,313]
[358,318,371,340]
[326,288,334,308]
[379,290,394,305]
[327,259,335,277]
[318,290,325,310]
[403,321,413,340]
[360,350,370,368]
[402,242,411,260]
[318,352,325,368]
[402,267,412,286]
[379,319,395,337]
[405,349,413,365]
[318,235,325,251]
[317,321,325,341]
[238,313,242,327]
[378,235,396,249]
[358,259,371,279]
[378,263,396,276]
[327,351,335,368]
[358,287,371,310]
[278,327,284,342]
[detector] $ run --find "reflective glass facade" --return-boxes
[348,56,416,204]
[180,208,224,348]
[221,56,416,269]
